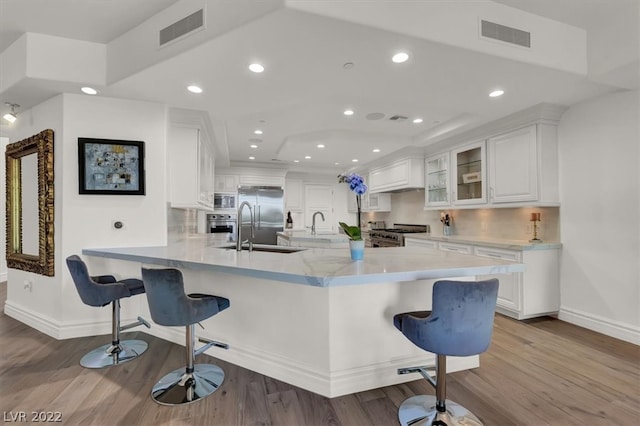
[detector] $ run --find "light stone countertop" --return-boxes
[404,234,562,251]
[83,236,524,287]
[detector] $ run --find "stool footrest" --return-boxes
[195,337,229,356]
[398,365,436,388]
[120,316,151,332]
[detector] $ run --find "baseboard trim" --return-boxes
[4,300,481,397]
[558,306,640,345]
[4,300,146,340]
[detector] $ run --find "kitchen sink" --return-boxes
[216,244,306,254]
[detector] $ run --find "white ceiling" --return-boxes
[1,0,638,172]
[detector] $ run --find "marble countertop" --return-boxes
[277,230,350,243]
[403,234,562,251]
[83,236,524,287]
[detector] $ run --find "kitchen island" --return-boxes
[83,238,523,397]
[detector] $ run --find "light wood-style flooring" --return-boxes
[1,282,638,425]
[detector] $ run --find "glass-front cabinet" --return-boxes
[452,141,486,205]
[425,153,450,207]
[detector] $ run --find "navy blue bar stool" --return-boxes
[66,255,150,368]
[141,267,230,406]
[394,279,499,426]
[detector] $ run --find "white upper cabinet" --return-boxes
[168,125,214,210]
[368,158,424,193]
[285,178,304,212]
[425,152,451,208]
[215,174,239,193]
[452,141,487,205]
[488,125,538,203]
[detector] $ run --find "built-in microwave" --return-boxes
[213,193,237,210]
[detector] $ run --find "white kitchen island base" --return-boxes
[83,242,523,397]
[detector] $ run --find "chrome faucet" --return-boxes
[311,211,325,235]
[236,201,255,251]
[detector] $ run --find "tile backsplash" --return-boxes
[167,204,198,243]
[364,190,560,241]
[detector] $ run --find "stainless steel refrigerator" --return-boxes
[237,186,284,245]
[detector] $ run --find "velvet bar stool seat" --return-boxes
[141,267,230,406]
[394,279,499,426]
[66,255,151,368]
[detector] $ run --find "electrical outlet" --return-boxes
[526,223,533,234]
[481,222,488,232]
[23,280,32,292]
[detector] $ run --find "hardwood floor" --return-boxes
[1,281,638,425]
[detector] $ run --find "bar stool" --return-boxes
[66,255,150,368]
[394,279,499,426]
[141,267,230,406]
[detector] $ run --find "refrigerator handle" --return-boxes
[256,205,261,230]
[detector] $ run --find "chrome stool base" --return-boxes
[79,339,148,369]
[151,364,225,406]
[398,395,483,426]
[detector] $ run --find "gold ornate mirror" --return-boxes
[5,129,55,276]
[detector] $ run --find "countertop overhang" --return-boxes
[83,237,524,287]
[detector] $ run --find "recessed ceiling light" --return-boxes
[352,159,359,162]
[81,87,98,95]
[250,144,258,149]
[373,148,381,153]
[343,109,354,116]
[335,162,340,165]
[249,63,264,73]
[254,129,263,135]
[305,155,311,159]
[317,144,325,148]
[413,118,423,124]
[294,160,300,163]
[392,52,409,63]
[249,156,255,160]
[489,89,504,97]
[187,85,203,93]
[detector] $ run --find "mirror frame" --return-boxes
[5,129,55,276]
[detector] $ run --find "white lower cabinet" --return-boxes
[404,238,438,249]
[404,237,559,320]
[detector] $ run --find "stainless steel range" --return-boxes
[369,224,430,247]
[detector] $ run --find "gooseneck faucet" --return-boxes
[311,211,325,235]
[236,201,255,251]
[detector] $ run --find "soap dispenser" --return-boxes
[286,211,293,229]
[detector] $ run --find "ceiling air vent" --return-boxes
[389,115,408,122]
[159,9,204,47]
[481,20,531,48]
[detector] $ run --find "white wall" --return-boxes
[557,90,640,344]
[3,94,168,338]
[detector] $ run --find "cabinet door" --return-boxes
[285,179,303,212]
[474,246,522,313]
[488,125,538,203]
[439,242,472,254]
[198,136,214,208]
[404,238,438,249]
[425,153,450,207]
[452,141,486,205]
[305,185,333,232]
[365,193,391,212]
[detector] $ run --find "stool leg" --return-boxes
[151,324,225,406]
[79,300,148,369]
[398,355,484,426]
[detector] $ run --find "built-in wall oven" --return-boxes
[207,214,236,242]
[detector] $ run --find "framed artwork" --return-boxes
[78,138,145,195]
